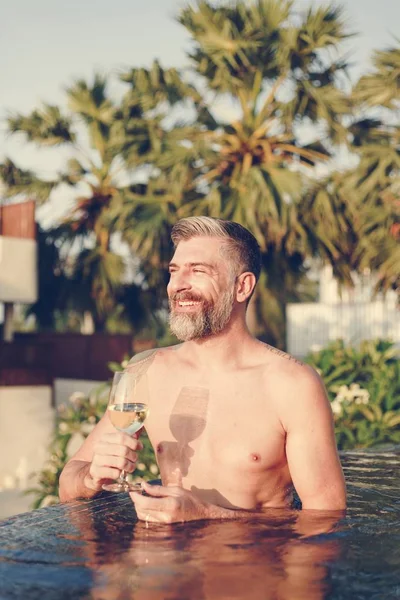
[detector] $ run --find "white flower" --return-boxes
[150,464,159,475]
[137,463,146,471]
[69,391,86,407]
[121,360,129,369]
[59,422,69,434]
[334,382,370,409]
[350,383,360,390]
[331,399,342,416]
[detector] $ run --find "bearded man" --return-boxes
[59,217,346,522]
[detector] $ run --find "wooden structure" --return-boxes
[0,200,37,341]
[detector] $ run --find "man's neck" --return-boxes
[181,320,255,370]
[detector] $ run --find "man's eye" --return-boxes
[193,269,205,274]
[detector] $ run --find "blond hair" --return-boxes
[171,216,261,281]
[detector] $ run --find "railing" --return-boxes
[287,300,400,357]
[0,333,153,386]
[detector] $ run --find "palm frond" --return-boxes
[8,104,74,146]
[0,158,57,204]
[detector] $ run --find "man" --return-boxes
[59,216,346,522]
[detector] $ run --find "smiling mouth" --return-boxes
[176,300,201,308]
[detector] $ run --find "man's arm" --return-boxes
[59,350,157,502]
[131,482,257,523]
[282,366,346,510]
[59,413,142,502]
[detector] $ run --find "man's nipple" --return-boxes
[250,453,261,462]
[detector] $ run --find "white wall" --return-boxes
[0,385,53,491]
[0,379,104,518]
[0,236,37,302]
[0,379,104,493]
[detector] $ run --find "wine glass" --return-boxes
[102,370,149,493]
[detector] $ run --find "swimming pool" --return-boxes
[0,446,399,599]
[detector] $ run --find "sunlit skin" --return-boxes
[59,236,346,522]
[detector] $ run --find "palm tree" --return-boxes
[349,44,400,294]
[0,69,196,332]
[114,1,356,347]
[303,45,400,297]
[171,0,352,345]
[296,43,400,305]
[112,63,212,298]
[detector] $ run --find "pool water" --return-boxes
[0,446,399,599]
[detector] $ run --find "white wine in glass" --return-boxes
[102,370,149,493]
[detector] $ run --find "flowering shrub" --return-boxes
[27,358,158,509]
[330,383,370,416]
[306,339,400,450]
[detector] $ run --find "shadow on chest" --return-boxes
[147,383,285,476]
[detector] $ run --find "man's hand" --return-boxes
[83,432,143,493]
[130,482,209,523]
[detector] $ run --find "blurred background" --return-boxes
[0,0,399,517]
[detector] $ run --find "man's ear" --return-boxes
[236,272,256,304]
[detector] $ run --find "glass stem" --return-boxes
[118,470,127,483]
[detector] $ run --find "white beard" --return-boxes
[169,286,235,342]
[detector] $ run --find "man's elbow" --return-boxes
[58,460,84,503]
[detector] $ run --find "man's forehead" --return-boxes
[172,237,226,262]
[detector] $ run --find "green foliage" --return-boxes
[306,339,400,450]
[1,1,398,344]
[29,339,400,507]
[26,359,158,509]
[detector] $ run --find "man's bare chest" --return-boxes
[145,369,286,477]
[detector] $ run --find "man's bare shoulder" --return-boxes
[257,342,311,374]
[127,344,185,372]
[256,342,323,395]
[257,343,330,418]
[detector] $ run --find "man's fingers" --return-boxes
[132,500,177,524]
[100,433,143,452]
[94,442,139,462]
[135,509,171,524]
[130,491,169,511]
[140,481,179,497]
[92,454,137,473]
[130,490,180,515]
[89,466,120,483]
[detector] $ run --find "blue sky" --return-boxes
[0,0,398,216]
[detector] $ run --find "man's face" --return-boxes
[167,237,237,341]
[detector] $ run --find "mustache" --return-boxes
[170,293,205,303]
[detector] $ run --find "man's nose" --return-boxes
[168,270,192,294]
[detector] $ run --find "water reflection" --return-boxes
[2,447,397,599]
[67,497,344,600]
